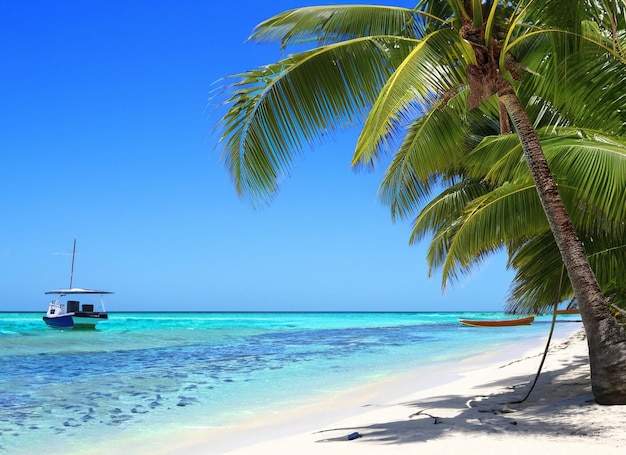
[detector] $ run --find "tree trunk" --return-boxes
[498,84,626,405]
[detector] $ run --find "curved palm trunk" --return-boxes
[498,84,626,404]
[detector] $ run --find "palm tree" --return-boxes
[216,1,626,403]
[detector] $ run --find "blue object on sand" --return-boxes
[347,432,362,440]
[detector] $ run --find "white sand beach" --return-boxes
[159,326,626,455]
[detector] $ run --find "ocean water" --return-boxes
[0,312,582,454]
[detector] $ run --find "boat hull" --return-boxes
[459,316,535,327]
[43,312,108,329]
[43,314,75,329]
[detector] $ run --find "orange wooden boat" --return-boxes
[459,315,535,327]
[555,309,580,315]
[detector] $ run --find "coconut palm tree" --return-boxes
[391,2,626,314]
[216,1,626,403]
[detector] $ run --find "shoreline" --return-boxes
[147,322,626,454]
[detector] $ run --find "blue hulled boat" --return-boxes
[43,288,111,329]
[43,238,113,329]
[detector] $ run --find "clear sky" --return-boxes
[0,0,514,312]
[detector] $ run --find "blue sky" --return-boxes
[0,0,514,312]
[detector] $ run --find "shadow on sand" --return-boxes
[314,338,598,446]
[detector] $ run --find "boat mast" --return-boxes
[69,238,76,289]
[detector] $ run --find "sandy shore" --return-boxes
[162,326,626,454]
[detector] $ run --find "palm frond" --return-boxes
[217,36,418,203]
[377,89,499,221]
[467,128,626,224]
[587,240,626,300]
[544,133,626,224]
[517,49,626,134]
[506,232,626,314]
[505,232,573,313]
[421,126,626,295]
[418,169,626,293]
[465,134,528,185]
[411,180,491,269]
[505,1,626,134]
[249,5,444,49]
[438,183,548,284]
[353,28,475,170]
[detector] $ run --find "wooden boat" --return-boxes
[555,309,580,315]
[459,315,535,327]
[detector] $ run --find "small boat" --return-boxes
[459,315,535,327]
[43,239,113,329]
[43,288,112,329]
[555,309,580,315]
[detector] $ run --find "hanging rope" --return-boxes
[509,265,566,404]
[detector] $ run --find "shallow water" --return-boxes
[0,312,581,454]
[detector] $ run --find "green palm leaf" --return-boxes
[545,135,626,223]
[506,232,574,312]
[378,89,499,221]
[218,36,418,203]
[354,28,475,169]
[249,5,436,48]
[411,180,491,273]
[507,233,626,313]
[436,183,546,285]
[467,128,626,224]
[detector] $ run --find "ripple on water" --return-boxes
[0,312,578,453]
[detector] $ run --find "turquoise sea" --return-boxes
[0,312,582,454]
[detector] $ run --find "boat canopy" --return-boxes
[45,288,114,295]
